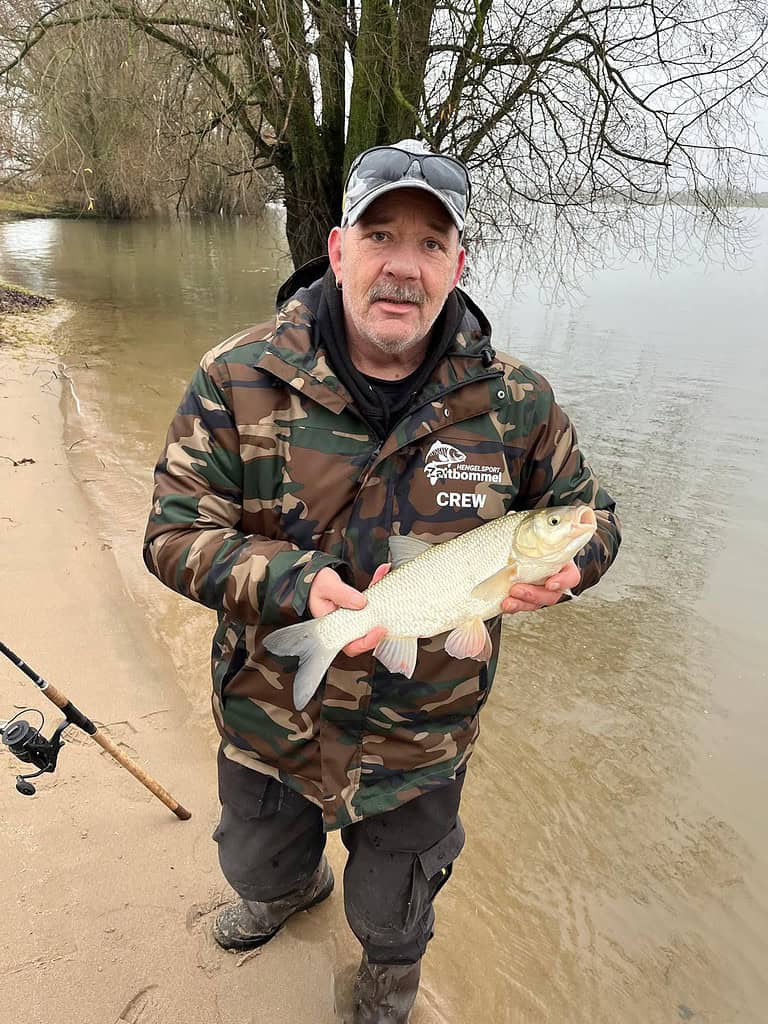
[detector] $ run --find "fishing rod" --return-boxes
[0,640,191,820]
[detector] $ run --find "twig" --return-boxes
[0,455,35,466]
[235,948,263,966]
[1,952,75,978]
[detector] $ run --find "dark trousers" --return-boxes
[213,749,466,964]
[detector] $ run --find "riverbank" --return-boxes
[0,280,53,314]
[0,322,406,1023]
[0,187,83,220]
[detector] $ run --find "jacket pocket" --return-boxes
[214,620,247,705]
[217,748,291,820]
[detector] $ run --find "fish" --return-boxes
[263,505,598,710]
[423,441,465,485]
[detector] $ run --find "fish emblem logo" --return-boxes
[424,441,466,485]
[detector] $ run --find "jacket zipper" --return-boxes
[374,369,505,471]
[352,368,504,503]
[355,440,383,484]
[354,369,505,487]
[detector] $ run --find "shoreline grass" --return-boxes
[0,188,84,220]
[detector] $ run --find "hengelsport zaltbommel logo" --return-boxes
[423,441,502,487]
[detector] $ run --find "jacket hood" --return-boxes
[274,255,495,359]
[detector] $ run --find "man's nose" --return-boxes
[382,246,420,280]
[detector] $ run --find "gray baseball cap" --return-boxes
[341,139,471,233]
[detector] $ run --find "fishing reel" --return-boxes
[0,708,69,795]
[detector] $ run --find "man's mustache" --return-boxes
[367,283,425,306]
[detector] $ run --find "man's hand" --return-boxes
[308,564,391,656]
[501,559,580,615]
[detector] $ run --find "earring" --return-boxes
[335,278,343,291]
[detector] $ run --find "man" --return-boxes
[143,139,620,1022]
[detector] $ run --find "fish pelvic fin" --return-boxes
[373,635,419,678]
[263,620,337,711]
[444,618,492,662]
[388,534,433,569]
[470,563,519,603]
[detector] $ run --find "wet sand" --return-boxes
[0,324,447,1024]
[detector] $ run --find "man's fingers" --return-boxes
[502,597,540,615]
[506,585,561,608]
[309,567,367,618]
[343,627,387,658]
[505,561,581,613]
[331,581,368,610]
[311,596,337,617]
[544,559,581,592]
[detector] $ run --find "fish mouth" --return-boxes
[570,506,597,536]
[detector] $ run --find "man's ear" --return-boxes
[328,227,343,282]
[451,246,466,290]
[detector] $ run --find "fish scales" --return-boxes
[317,514,513,648]
[263,505,597,709]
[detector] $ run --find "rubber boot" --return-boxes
[213,855,334,951]
[352,952,421,1023]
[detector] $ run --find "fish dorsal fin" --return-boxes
[388,534,433,569]
[470,563,520,603]
[374,635,419,678]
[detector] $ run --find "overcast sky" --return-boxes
[750,106,768,187]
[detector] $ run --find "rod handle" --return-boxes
[91,728,191,820]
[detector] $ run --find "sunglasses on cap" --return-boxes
[343,145,471,231]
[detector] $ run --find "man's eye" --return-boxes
[371,232,388,242]
[425,240,443,251]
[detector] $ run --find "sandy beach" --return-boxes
[0,314,424,1024]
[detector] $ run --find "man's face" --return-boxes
[328,190,465,357]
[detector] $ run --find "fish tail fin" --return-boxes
[263,619,337,710]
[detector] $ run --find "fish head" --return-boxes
[426,442,465,464]
[510,505,597,565]
[424,442,467,485]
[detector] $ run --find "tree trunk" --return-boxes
[281,161,338,267]
[316,0,346,201]
[345,0,394,174]
[279,0,437,267]
[345,0,436,175]
[383,0,436,143]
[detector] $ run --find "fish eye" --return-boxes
[548,515,560,527]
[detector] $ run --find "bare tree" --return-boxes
[0,16,270,216]
[1,0,766,271]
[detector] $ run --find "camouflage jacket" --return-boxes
[143,271,621,830]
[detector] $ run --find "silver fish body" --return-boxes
[263,505,597,709]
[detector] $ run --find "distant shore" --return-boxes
[0,187,85,221]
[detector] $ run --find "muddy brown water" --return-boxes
[1,211,767,1023]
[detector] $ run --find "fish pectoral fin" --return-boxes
[470,564,520,603]
[444,618,492,662]
[388,534,433,569]
[373,635,419,678]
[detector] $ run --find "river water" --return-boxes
[1,211,766,1023]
